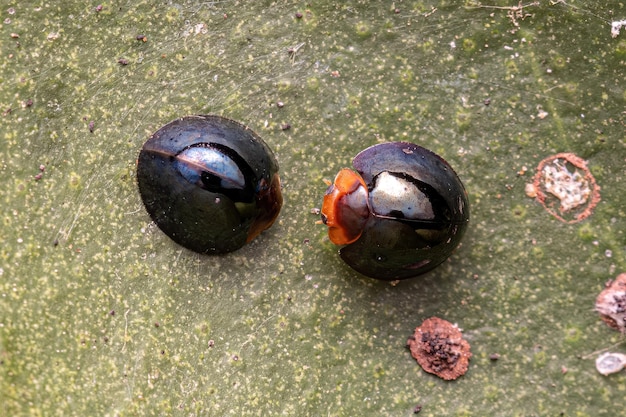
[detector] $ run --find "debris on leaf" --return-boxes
[595,273,626,333]
[595,352,626,376]
[406,317,472,380]
[611,20,626,38]
[524,183,537,198]
[536,109,549,119]
[528,153,600,224]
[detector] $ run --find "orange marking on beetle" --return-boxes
[321,169,368,245]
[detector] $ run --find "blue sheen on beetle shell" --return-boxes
[137,115,282,254]
[175,145,247,191]
[330,142,469,280]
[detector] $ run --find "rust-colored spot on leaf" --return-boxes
[595,273,626,333]
[406,317,472,380]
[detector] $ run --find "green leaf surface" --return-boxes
[1,1,625,416]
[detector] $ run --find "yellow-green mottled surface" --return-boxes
[1,1,625,416]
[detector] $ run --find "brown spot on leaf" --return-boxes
[595,272,626,333]
[406,317,471,380]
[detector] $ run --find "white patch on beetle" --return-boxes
[341,184,369,215]
[370,172,434,220]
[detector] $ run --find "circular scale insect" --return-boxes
[137,115,283,254]
[321,142,469,280]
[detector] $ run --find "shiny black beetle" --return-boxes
[321,142,469,280]
[137,115,282,254]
